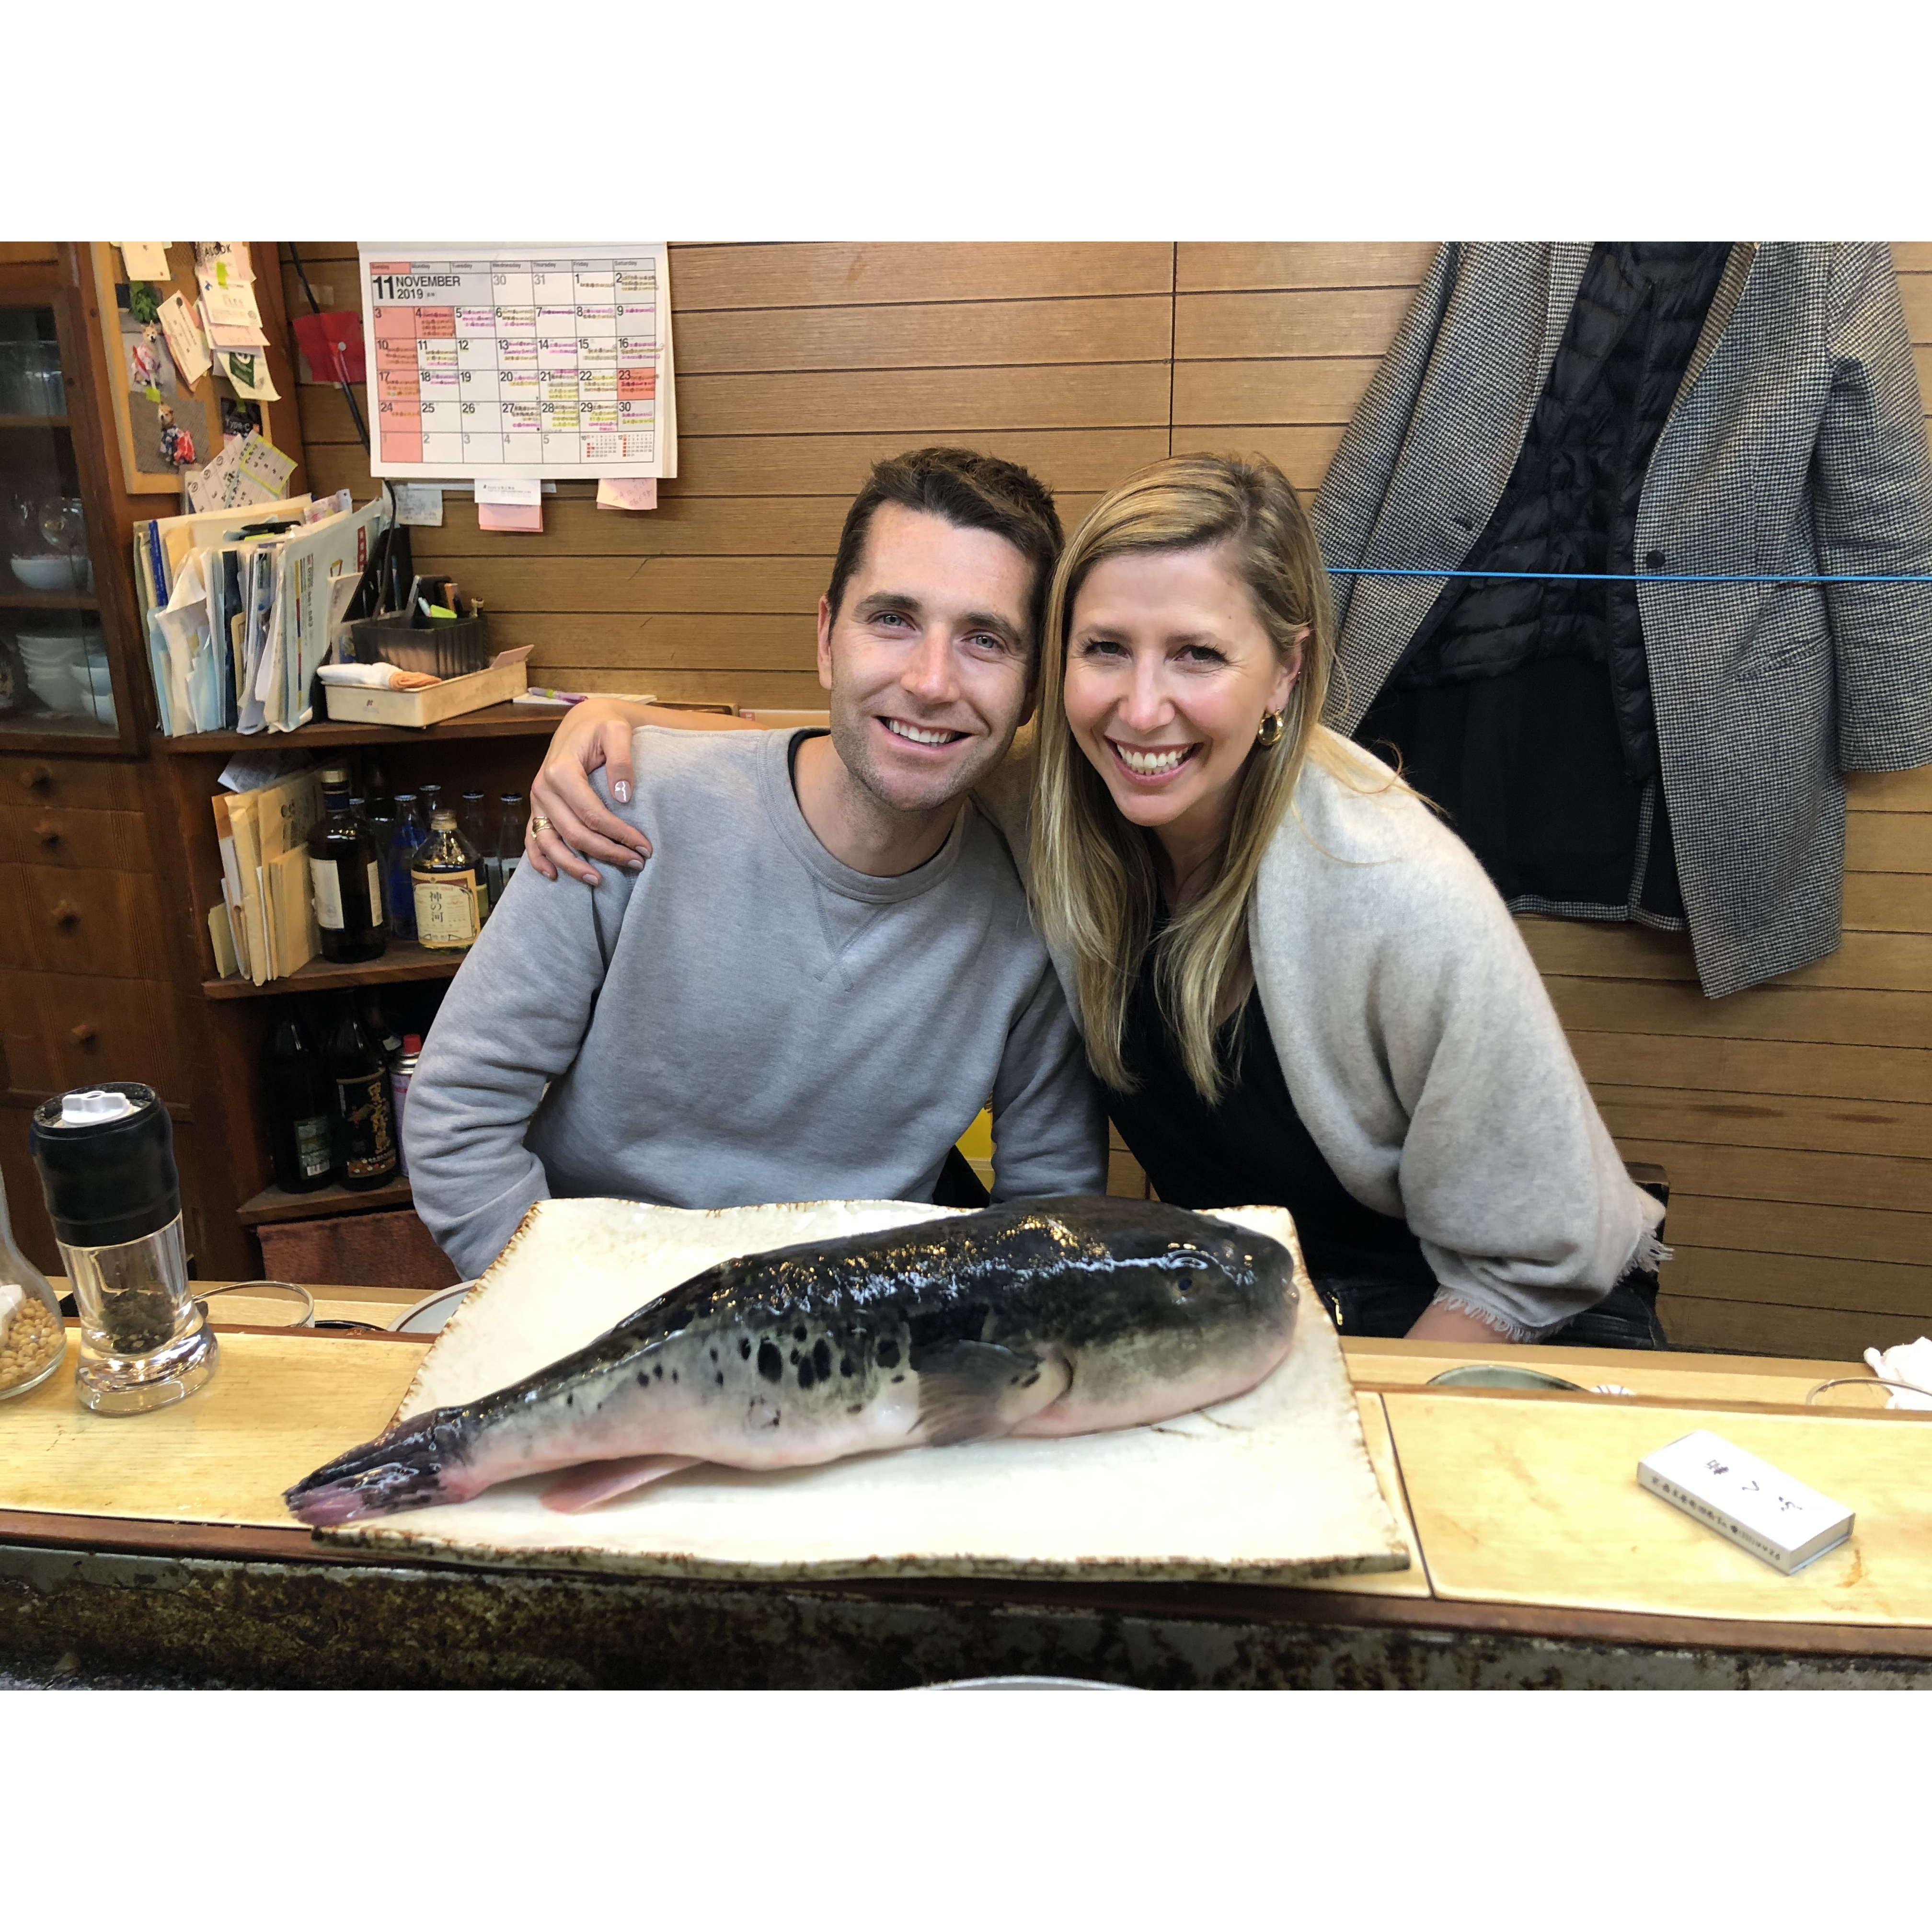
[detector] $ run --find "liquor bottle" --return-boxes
[386,793,427,941]
[306,764,386,964]
[489,792,528,905]
[417,782,443,828]
[362,753,395,822]
[326,1001,399,1191]
[262,1009,334,1194]
[412,807,490,951]
[460,792,493,920]
[390,1033,423,1180]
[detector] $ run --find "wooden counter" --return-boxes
[2,1302,1930,1688]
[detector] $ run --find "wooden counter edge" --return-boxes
[4,1506,1930,1660]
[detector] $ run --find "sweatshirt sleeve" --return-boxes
[403,860,637,1279]
[1254,771,1665,1340]
[1377,865,1666,1339]
[987,951,1110,1201]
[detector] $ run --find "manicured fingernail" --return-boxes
[613,781,631,804]
[627,859,644,873]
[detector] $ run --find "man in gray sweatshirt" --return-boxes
[405,449,1108,1280]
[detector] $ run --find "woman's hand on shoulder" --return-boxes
[527,699,654,886]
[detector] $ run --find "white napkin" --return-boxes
[1862,1337,1932,1411]
[316,660,440,691]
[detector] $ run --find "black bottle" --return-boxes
[327,1001,399,1191]
[306,764,387,964]
[262,1009,334,1194]
[361,752,396,822]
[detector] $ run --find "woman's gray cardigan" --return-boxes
[980,726,1667,1340]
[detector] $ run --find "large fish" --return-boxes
[285,1196,1297,1527]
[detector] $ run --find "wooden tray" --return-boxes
[1386,1390,1932,1627]
[0,1331,424,1529]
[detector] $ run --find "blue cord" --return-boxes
[1336,567,1932,584]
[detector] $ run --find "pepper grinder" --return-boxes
[29,1083,218,1414]
[0,1160,66,1402]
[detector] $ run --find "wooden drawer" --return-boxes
[0,752,147,813]
[0,803,155,872]
[9,863,172,979]
[0,970,190,1103]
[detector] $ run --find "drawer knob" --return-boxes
[21,764,52,790]
[49,898,80,927]
[69,1022,96,1045]
[34,819,60,845]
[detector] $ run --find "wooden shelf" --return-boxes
[0,589,98,610]
[203,938,466,1000]
[159,702,564,754]
[237,1176,413,1226]
[0,709,118,746]
[0,413,69,429]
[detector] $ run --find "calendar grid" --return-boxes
[362,246,671,479]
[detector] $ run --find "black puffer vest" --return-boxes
[1357,242,1731,920]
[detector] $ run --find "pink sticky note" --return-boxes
[477,499,543,533]
[596,477,657,511]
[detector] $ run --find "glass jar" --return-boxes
[29,1083,218,1414]
[0,1164,66,1402]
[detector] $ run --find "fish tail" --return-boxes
[284,1408,473,1527]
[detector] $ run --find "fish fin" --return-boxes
[913,1342,1068,1448]
[540,1454,704,1514]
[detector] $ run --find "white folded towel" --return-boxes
[317,661,441,691]
[1862,1337,1932,1410]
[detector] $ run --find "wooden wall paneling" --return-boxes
[1175,243,1438,292]
[1591,1086,1932,1161]
[1658,1246,1932,1320]
[1570,1031,1932,1105]
[272,240,1932,1359]
[674,295,1173,376]
[1658,1295,1932,1357]
[1173,287,1423,362]
[668,242,1175,310]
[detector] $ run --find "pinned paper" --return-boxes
[478,499,543,533]
[186,431,298,513]
[119,242,172,279]
[235,431,296,502]
[475,478,543,506]
[291,310,367,386]
[198,269,264,335]
[157,291,211,387]
[218,349,280,402]
[198,298,268,353]
[392,483,445,527]
[597,477,658,511]
[194,242,253,287]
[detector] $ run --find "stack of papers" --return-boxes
[210,755,322,984]
[136,491,390,736]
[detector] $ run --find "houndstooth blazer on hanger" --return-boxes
[1312,243,1932,999]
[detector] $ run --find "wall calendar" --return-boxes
[356,243,677,480]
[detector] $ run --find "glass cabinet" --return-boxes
[0,254,146,754]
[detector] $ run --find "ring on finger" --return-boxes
[529,816,552,835]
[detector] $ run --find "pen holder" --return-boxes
[351,611,491,679]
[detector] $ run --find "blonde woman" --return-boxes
[525,452,1668,1346]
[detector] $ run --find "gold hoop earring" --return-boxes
[1256,709,1286,748]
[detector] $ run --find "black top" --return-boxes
[1105,928,1437,1294]
[1358,241,1732,924]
